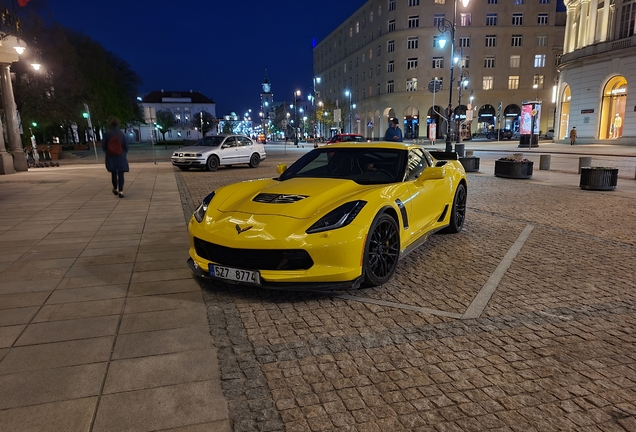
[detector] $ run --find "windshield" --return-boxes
[194,136,225,147]
[278,147,407,185]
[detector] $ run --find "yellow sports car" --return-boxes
[187,142,467,289]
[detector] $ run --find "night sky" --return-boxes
[42,0,367,116]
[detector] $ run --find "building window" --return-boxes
[370,67,373,78]
[484,56,495,68]
[377,45,382,56]
[362,71,365,81]
[407,37,419,49]
[511,35,522,47]
[486,13,498,26]
[538,13,549,25]
[433,57,444,68]
[407,57,418,69]
[377,64,381,75]
[370,11,374,22]
[387,40,395,52]
[508,76,519,89]
[433,35,444,48]
[459,36,470,47]
[460,13,471,26]
[435,0,445,3]
[534,75,545,89]
[387,61,394,73]
[488,0,498,3]
[534,54,546,67]
[388,20,395,32]
[356,22,360,33]
[377,83,381,94]
[349,27,353,38]
[356,57,359,67]
[483,76,494,90]
[619,2,636,39]
[387,80,395,93]
[462,55,470,68]
[514,0,525,4]
[409,0,419,5]
[537,35,547,46]
[510,55,521,68]
[408,15,419,28]
[539,0,550,3]
[369,49,373,60]
[389,0,396,11]
[434,14,445,27]
[406,78,418,91]
[485,35,497,47]
[512,13,523,26]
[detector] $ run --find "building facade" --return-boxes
[138,90,216,142]
[556,0,635,143]
[314,0,566,141]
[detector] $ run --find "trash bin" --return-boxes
[455,143,465,158]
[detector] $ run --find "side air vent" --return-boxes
[253,193,308,203]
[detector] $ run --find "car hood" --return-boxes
[215,178,377,219]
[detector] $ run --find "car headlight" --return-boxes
[193,192,215,223]
[306,201,367,234]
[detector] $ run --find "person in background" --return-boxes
[384,118,403,142]
[103,116,129,198]
[569,126,577,145]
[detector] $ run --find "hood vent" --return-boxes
[253,193,308,203]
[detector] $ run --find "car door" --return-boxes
[236,137,253,163]
[219,136,240,164]
[404,148,451,241]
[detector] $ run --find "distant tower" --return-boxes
[261,70,273,139]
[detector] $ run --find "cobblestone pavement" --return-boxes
[175,152,636,432]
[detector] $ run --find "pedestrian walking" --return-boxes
[103,116,129,198]
[569,126,577,145]
[384,117,403,142]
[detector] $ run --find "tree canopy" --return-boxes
[8,6,143,145]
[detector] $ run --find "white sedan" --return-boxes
[171,134,266,171]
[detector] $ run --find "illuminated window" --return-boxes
[406,78,418,91]
[510,55,521,68]
[508,76,519,89]
[483,76,494,90]
[534,54,546,67]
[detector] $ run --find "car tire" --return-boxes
[249,153,260,168]
[362,212,400,287]
[206,155,219,172]
[440,183,467,234]
[178,166,190,171]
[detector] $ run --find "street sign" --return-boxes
[428,79,442,93]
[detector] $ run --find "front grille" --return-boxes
[194,237,313,270]
[253,193,308,203]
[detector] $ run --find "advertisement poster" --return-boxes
[429,123,436,142]
[520,102,541,135]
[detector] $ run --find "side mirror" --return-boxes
[416,166,446,183]
[276,163,288,175]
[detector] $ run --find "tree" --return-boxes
[192,111,217,137]
[155,110,176,141]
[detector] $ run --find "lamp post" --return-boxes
[313,76,321,146]
[455,51,469,145]
[293,90,300,146]
[345,90,352,133]
[437,0,471,153]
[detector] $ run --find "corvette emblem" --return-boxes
[235,224,253,234]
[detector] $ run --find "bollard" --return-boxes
[455,143,465,157]
[578,156,592,174]
[539,154,551,170]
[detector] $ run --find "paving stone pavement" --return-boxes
[175,143,636,432]
[1,141,635,431]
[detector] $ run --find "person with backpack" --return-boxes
[103,116,129,198]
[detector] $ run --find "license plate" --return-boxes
[209,264,261,285]
[176,158,185,163]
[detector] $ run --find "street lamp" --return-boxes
[293,90,301,146]
[437,0,471,152]
[345,90,352,133]
[313,76,321,145]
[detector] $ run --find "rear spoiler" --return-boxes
[428,151,458,161]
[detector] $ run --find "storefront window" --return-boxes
[559,85,571,140]
[600,76,627,140]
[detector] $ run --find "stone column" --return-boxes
[564,3,577,53]
[577,0,591,51]
[1,63,27,172]
[0,113,15,174]
[587,0,599,45]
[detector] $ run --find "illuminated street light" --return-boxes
[437,0,471,152]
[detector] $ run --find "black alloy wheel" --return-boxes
[363,213,400,287]
[206,155,219,171]
[249,154,260,168]
[441,183,467,234]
